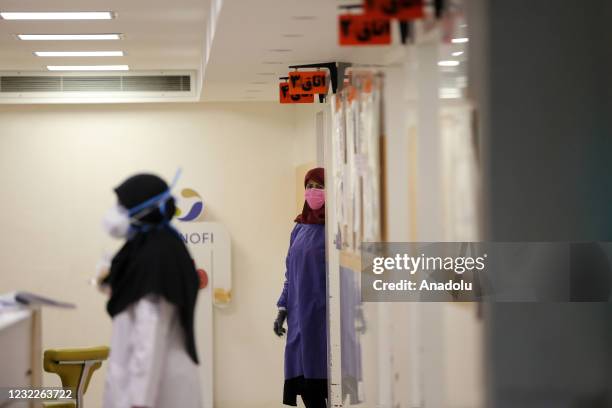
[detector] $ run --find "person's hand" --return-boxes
[91,253,112,294]
[274,309,288,337]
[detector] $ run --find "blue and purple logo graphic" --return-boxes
[176,188,206,222]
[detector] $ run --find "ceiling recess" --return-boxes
[0,75,191,93]
[0,72,197,103]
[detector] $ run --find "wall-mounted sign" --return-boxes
[288,71,329,95]
[364,0,424,20]
[279,82,315,103]
[175,185,231,408]
[339,14,391,46]
[175,187,232,307]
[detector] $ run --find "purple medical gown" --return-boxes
[277,223,327,380]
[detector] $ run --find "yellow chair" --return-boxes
[43,346,110,408]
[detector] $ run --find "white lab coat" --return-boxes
[103,295,202,408]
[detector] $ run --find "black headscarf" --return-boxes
[103,174,200,364]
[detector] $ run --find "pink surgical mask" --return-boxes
[305,188,325,210]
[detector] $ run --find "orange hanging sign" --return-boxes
[364,0,425,20]
[279,82,314,104]
[288,71,329,95]
[338,14,391,46]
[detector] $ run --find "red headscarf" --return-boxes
[295,167,325,225]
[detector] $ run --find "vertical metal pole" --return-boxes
[324,102,343,408]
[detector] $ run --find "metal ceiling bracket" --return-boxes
[399,21,413,44]
[287,62,352,94]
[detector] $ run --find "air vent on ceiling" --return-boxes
[0,76,62,92]
[0,75,191,93]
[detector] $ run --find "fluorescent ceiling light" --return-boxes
[35,51,124,57]
[1,12,113,20]
[452,37,469,44]
[438,60,460,67]
[440,88,461,99]
[18,34,121,41]
[452,51,464,57]
[47,65,129,71]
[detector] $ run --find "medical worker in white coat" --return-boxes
[100,173,202,408]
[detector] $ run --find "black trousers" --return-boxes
[283,376,328,407]
[301,391,327,408]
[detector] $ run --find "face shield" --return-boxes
[102,169,182,239]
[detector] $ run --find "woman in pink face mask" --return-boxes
[274,167,328,408]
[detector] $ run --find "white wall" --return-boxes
[292,104,321,166]
[0,101,318,408]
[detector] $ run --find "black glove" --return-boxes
[274,309,288,337]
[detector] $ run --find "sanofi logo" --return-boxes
[176,188,214,246]
[176,188,206,222]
